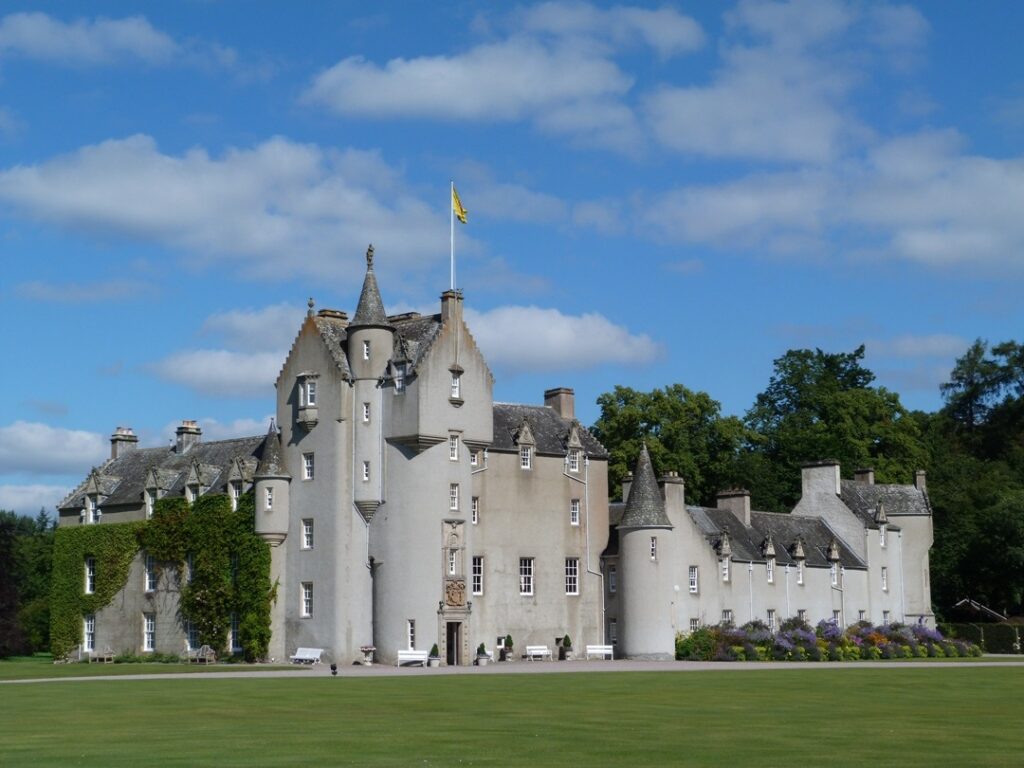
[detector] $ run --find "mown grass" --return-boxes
[2,667,1022,767]
[0,653,300,680]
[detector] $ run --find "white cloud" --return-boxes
[464,180,567,224]
[200,303,305,352]
[15,278,154,303]
[866,334,967,359]
[148,350,282,398]
[572,199,624,235]
[0,12,179,65]
[465,305,660,372]
[0,421,106,475]
[0,483,70,515]
[0,135,449,282]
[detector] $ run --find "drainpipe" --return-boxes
[785,564,791,619]
[748,562,754,624]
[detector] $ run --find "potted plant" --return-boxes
[476,642,490,666]
[559,634,573,660]
[500,634,513,662]
[428,644,441,668]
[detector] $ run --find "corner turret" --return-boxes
[254,420,290,546]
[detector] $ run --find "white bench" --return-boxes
[396,649,429,667]
[289,647,323,665]
[586,644,614,660]
[525,645,552,661]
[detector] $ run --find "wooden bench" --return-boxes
[586,644,614,660]
[187,644,217,664]
[396,649,429,667]
[289,647,323,665]
[89,647,114,664]
[525,645,552,661]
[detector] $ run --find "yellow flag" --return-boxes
[452,185,468,224]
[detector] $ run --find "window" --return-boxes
[470,450,478,467]
[84,614,96,652]
[688,565,699,594]
[362,340,371,360]
[519,558,534,595]
[796,561,804,585]
[407,619,415,650]
[608,565,617,594]
[305,378,317,406]
[832,610,841,626]
[565,558,579,595]
[394,365,405,394]
[471,497,479,525]
[858,610,867,622]
[797,609,807,622]
[85,495,99,524]
[84,557,96,594]
[449,435,459,461]
[450,373,461,399]
[186,484,199,504]
[722,609,734,625]
[650,536,657,560]
[449,483,459,511]
[143,613,155,652]
[519,445,532,470]
[830,563,839,586]
[609,618,618,646]
[472,556,483,595]
[882,610,891,625]
[570,499,580,526]
[265,486,274,510]
[767,609,777,632]
[689,618,699,633]
[185,619,198,651]
[448,548,457,576]
[721,558,730,582]
[362,402,370,423]
[301,582,313,617]
[144,490,155,518]
[568,450,580,473]
[230,613,242,653]
[881,566,888,592]
[303,452,315,480]
[302,519,314,549]
[362,461,370,482]
[879,524,887,548]
[229,481,242,511]
[145,554,156,592]
[766,557,775,584]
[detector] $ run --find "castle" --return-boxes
[57,247,933,663]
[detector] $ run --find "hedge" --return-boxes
[941,622,1022,654]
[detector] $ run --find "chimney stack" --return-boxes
[854,468,875,485]
[659,471,685,516]
[440,289,463,324]
[544,387,575,420]
[110,426,138,459]
[175,420,201,453]
[717,488,752,527]
[914,469,927,492]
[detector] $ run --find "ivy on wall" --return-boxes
[49,491,273,662]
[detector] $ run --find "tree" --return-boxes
[591,384,747,505]
[0,512,27,657]
[0,509,54,657]
[743,346,926,511]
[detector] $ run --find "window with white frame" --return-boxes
[450,373,461,399]
[568,450,580,473]
[449,435,459,461]
[472,555,483,595]
[519,445,532,470]
[145,554,157,592]
[362,340,370,360]
[882,610,891,624]
[305,378,317,406]
[721,558,730,582]
[186,484,199,504]
[406,619,415,649]
[84,557,96,594]
[830,563,839,586]
[608,564,617,593]
[722,609,734,625]
[449,483,459,511]
[570,499,580,526]
[650,536,657,560]
[832,610,841,626]
[881,566,888,591]
[858,610,867,622]
[143,612,156,652]
[362,402,370,423]
[797,609,807,622]
[689,618,699,633]
[688,565,699,594]
[471,497,479,525]
[85,495,98,524]
[185,618,198,651]
[229,481,242,511]
[394,364,406,394]
[609,618,618,646]
[767,557,775,584]
[303,452,314,480]
[470,450,478,467]
[230,613,242,653]
[301,582,313,617]
[879,524,886,548]
[362,461,370,482]
[144,490,155,518]
[519,557,534,595]
[796,560,804,585]
[302,519,314,549]
[84,613,96,652]
[767,608,777,632]
[448,548,457,575]
[565,558,579,595]
[265,486,274,510]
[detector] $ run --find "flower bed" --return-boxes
[675,619,982,662]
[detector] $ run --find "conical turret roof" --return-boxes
[618,443,672,529]
[350,244,391,328]
[255,420,290,480]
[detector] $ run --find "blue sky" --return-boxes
[1,1,1022,515]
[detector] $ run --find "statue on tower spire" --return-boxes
[366,244,374,268]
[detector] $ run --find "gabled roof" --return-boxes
[350,245,391,328]
[491,404,606,458]
[618,444,672,529]
[840,480,926,528]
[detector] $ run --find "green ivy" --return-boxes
[50,491,273,662]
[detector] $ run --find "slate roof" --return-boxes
[350,249,391,328]
[312,315,352,379]
[255,424,289,479]
[59,434,265,512]
[840,480,928,528]
[618,444,672,529]
[391,313,442,368]
[491,403,607,458]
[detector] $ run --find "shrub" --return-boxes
[676,627,717,661]
[429,644,440,658]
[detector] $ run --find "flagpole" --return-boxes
[450,180,455,291]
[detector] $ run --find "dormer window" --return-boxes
[297,372,320,429]
[85,495,100,524]
[186,484,199,504]
[394,364,406,394]
[363,340,371,360]
[767,557,775,584]
[568,450,581,473]
[879,524,887,548]
[305,379,317,406]
[144,489,155,519]
[796,561,805,585]
[520,445,532,470]
[830,563,839,586]
[229,481,242,511]
[720,558,730,582]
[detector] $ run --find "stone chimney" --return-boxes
[801,460,841,497]
[544,387,575,420]
[440,289,463,324]
[110,426,138,459]
[659,471,685,516]
[175,420,201,453]
[914,469,927,492]
[717,488,752,527]
[854,468,875,485]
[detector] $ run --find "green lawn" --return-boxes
[0,654,301,680]
[2,667,1022,767]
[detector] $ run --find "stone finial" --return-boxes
[366,244,374,268]
[307,297,315,318]
[826,538,841,562]
[874,501,888,525]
